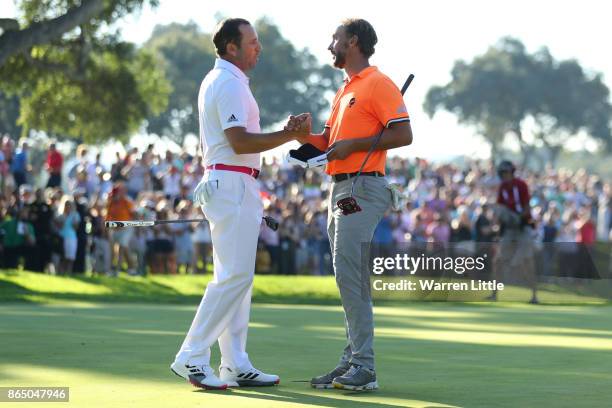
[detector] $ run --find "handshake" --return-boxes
[284,113,312,143]
[284,112,354,163]
[283,112,329,169]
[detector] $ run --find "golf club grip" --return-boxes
[400,74,415,96]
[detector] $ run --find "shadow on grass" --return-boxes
[2,302,612,407]
[194,387,457,408]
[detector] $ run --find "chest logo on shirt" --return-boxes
[348,97,356,108]
[227,114,238,123]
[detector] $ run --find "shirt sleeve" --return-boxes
[216,79,249,130]
[518,180,530,208]
[497,187,503,204]
[370,77,410,128]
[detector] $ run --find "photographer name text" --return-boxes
[372,279,504,291]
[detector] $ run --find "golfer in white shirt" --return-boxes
[171,17,310,390]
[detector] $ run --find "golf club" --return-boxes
[105,216,279,231]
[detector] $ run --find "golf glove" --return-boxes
[193,179,218,206]
[386,183,404,211]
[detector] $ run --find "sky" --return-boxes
[3,0,612,160]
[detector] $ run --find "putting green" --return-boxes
[1,302,611,407]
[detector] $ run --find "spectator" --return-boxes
[11,140,29,188]
[55,197,80,275]
[451,206,474,254]
[163,165,181,199]
[25,188,54,272]
[192,214,212,274]
[45,143,63,188]
[124,155,151,199]
[73,189,90,274]
[172,200,195,274]
[0,205,36,268]
[105,182,136,275]
[147,203,176,274]
[90,198,111,275]
[426,212,451,247]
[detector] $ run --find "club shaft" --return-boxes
[150,218,205,225]
[105,216,279,231]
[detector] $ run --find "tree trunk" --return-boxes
[490,141,499,161]
[512,125,533,167]
[549,145,562,167]
[540,136,563,167]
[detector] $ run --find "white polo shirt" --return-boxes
[198,58,261,169]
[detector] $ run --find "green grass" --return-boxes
[1,270,610,305]
[0,270,341,304]
[1,302,611,407]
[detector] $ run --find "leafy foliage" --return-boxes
[0,0,170,143]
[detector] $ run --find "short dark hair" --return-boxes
[341,18,377,58]
[213,18,251,56]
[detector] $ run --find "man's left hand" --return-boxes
[327,140,355,161]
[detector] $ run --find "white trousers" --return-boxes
[175,169,262,369]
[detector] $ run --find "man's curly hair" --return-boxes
[341,18,378,58]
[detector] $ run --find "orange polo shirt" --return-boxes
[324,66,410,176]
[106,197,134,221]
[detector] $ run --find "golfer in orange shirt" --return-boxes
[292,18,413,391]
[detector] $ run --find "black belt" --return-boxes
[332,171,384,182]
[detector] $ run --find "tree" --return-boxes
[143,18,342,143]
[424,37,612,165]
[0,0,170,143]
[143,22,215,143]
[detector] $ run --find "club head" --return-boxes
[263,216,279,231]
[337,197,362,216]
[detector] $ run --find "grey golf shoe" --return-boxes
[332,365,378,391]
[310,366,349,389]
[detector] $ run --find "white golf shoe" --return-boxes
[219,365,280,387]
[170,361,228,390]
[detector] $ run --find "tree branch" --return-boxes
[0,0,105,66]
[0,18,19,32]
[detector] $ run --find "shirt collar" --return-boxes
[215,58,249,84]
[344,66,378,84]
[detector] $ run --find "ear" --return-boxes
[226,41,239,57]
[348,34,359,48]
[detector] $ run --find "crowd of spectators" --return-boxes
[1,135,611,276]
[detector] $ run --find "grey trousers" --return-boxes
[327,175,391,370]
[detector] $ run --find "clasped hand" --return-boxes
[284,113,312,143]
[285,113,355,161]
